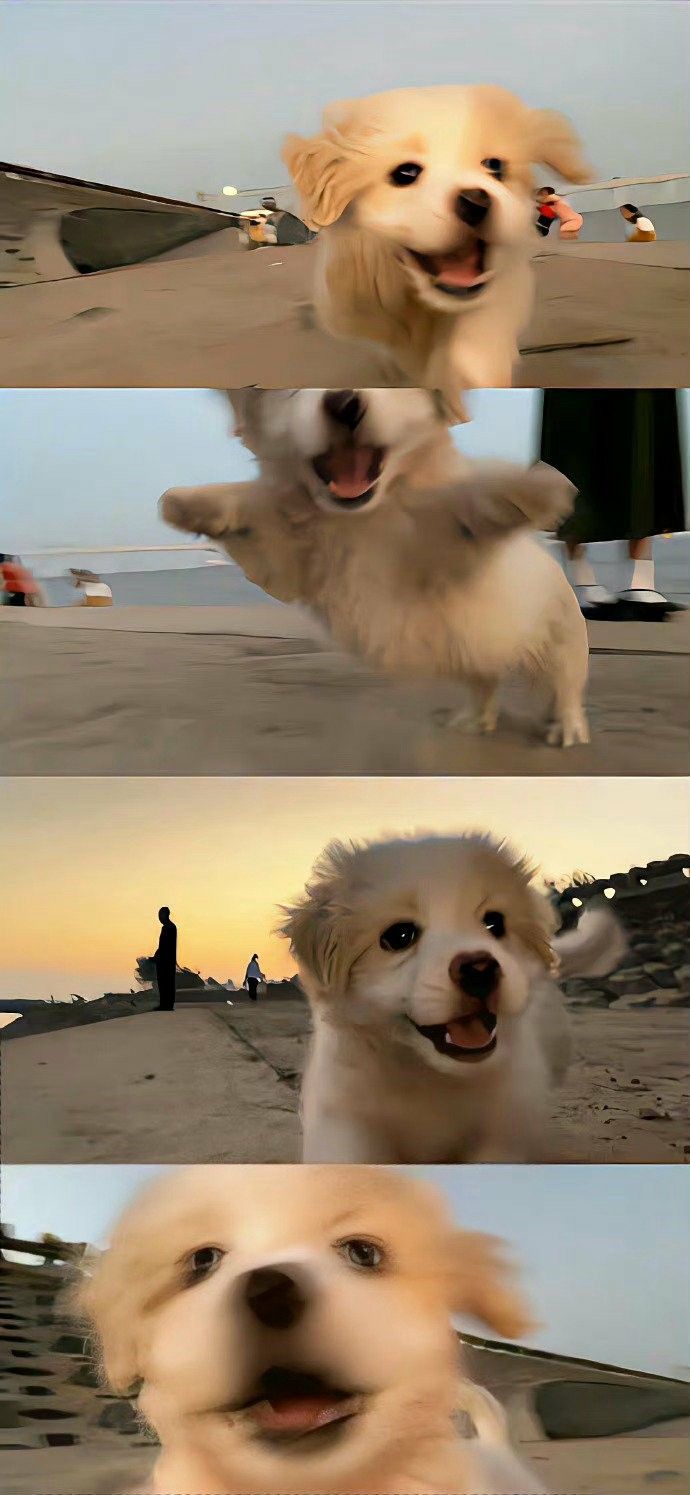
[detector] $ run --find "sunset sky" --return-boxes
[1,776,686,1002]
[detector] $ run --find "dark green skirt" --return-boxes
[539,391,686,542]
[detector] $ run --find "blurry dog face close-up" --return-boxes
[284,85,590,314]
[282,836,558,1077]
[75,1166,532,1495]
[228,387,447,514]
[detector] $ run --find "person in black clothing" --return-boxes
[154,906,177,1011]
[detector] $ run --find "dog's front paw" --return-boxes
[160,486,247,540]
[522,463,577,530]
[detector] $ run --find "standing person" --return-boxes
[244,953,265,1001]
[619,203,657,242]
[535,186,583,240]
[0,555,45,607]
[539,390,686,619]
[154,906,177,1011]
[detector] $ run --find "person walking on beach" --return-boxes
[154,906,177,1011]
[244,954,265,1001]
[619,203,657,242]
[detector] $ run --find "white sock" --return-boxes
[575,583,616,605]
[629,556,655,591]
[570,553,597,587]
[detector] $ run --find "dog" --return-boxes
[283,86,590,409]
[161,388,590,748]
[279,834,628,1163]
[72,1164,547,1495]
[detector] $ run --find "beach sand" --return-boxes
[0,605,687,776]
[0,236,687,388]
[2,999,687,1164]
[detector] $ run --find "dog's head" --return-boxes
[73,1166,533,1494]
[228,387,450,515]
[284,85,590,313]
[280,835,558,1076]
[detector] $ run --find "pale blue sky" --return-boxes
[0,389,541,553]
[1,3,688,199]
[2,1163,688,1380]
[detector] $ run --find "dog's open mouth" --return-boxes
[232,1366,364,1448]
[311,446,386,508]
[408,239,491,298]
[411,1008,498,1062]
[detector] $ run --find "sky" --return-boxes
[1,1161,688,1379]
[2,388,688,557]
[1,3,688,200]
[0,775,686,1001]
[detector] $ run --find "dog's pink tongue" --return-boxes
[254,1396,353,1433]
[434,243,482,286]
[327,447,376,499]
[445,1017,493,1050]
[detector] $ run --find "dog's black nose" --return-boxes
[242,1266,308,1330]
[454,189,491,228]
[449,952,500,1002]
[323,390,365,430]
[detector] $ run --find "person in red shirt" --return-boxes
[0,554,45,607]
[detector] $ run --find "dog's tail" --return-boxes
[457,1380,509,1447]
[554,905,627,980]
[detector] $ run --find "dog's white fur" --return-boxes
[279,834,627,1164]
[283,86,590,410]
[161,389,590,747]
[72,1165,547,1495]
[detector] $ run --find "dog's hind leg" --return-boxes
[444,679,500,734]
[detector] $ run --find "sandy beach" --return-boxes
[1,603,687,776]
[0,236,687,388]
[3,994,687,1164]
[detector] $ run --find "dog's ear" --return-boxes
[67,1258,141,1395]
[527,109,592,183]
[278,840,360,996]
[514,886,560,973]
[282,107,374,228]
[445,1230,537,1340]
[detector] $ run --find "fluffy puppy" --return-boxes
[283,86,590,408]
[72,1164,546,1495]
[279,834,627,1163]
[161,388,589,748]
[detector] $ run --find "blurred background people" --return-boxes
[0,554,46,607]
[619,203,657,242]
[539,390,686,620]
[535,186,583,239]
[69,568,113,606]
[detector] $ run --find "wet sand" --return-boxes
[3,999,687,1164]
[0,236,687,387]
[1,605,687,776]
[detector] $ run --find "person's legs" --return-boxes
[563,541,616,610]
[618,536,679,616]
[248,978,258,1001]
[156,968,175,1010]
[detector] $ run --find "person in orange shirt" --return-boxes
[535,186,584,239]
[619,203,657,242]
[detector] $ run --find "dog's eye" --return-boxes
[380,921,421,952]
[482,157,505,180]
[389,161,423,187]
[482,910,506,939]
[337,1238,384,1271]
[186,1245,225,1281]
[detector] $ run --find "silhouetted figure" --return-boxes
[244,953,265,1001]
[155,906,177,1011]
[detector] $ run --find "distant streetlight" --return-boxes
[639,878,648,886]
[571,897,583,908]
[221,185,239,197]
[603,887,616,899]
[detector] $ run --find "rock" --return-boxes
[98,1400,140,1434]
[639,1107,670,1121]
[642,964,679,990]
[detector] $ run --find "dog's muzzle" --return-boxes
[411,951,501,1062]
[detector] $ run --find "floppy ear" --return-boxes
[278,840,361,997]
[514,885,560,973]
[527,109,592,183]
[282,114,374,229]
[445,1230,537,1340]
[67,1258,141,1395]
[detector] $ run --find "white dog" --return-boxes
[279,834,627,1164]
[73,1164,547,1495]
[161,388,590,747]
[283,86,590,409]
